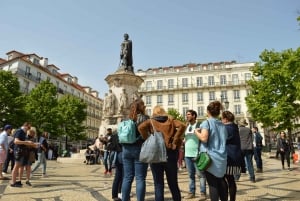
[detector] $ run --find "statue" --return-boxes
[104,90,116,116]
[118,89,128,114]
[120,33,133,72]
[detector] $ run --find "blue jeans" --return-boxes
[254,147,262,169]
[151,149,181,201]
[112,151,123,199]
[104,150,115,172]
[185,157,206,194]
[122,144,148,201]
[244,150,255,180]
[31,151,47,174]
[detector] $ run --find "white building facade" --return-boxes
[136,61,255,125]
[0,50,102,140]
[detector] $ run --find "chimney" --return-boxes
[40,57,48,67]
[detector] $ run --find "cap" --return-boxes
[4,125,12,130]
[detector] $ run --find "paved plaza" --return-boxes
[0,155,299,201]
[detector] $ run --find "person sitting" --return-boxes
[85,147,94,165]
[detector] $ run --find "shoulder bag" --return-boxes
[139,119,167,163]
[195,120,212,171]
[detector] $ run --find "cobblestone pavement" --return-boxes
[0,156,299,201]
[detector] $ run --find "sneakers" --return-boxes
[185,192,195,199]
[104,170,108,175]
[10,181,22,188]
[26,181,32,186]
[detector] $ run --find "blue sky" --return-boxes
[1,0,299,97]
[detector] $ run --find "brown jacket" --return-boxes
[138,116,186,150]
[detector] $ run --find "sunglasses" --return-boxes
[188,126,192,132]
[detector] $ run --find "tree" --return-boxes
[25,80,59,135]
[0,71,27,127]
[57,94,87,141]
[246,48,300,140]
[167,108,185,122]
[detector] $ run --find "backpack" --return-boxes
[118,119,137,144]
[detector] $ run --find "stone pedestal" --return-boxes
[98,69,143,135]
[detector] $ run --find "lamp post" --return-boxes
[221,95,229,111]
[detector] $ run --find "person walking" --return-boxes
[252,127,263,173]
[194,101,228,201]
[221,111,243,201]
[101,128,118,175]
[121,98,149,201]
[112,137,123,201]
[138,105,186,201]
[277,131,292,171]
[3,129,15,174]
[183,109,207,200]
[238,118,256,183]
[31,131,49,177]
[0,125,12,180]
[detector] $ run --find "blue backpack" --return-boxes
[118,119,137,144]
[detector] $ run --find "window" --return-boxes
[221,91,227,100]
[146,95,152,105]
[168,94,174,105]
[182,78,188,88]
[208,76,214,86]
[36,72,41,82]
[196,77,203,87]
[157,80,163,90]
[182,93,188,103]
[197,106,204,117]
[232,74,239,85]
[157,95,163,104]
[183,107,189,116]
[146,81,152,90]
[220,75,226,85]
[209,91,215,101]
[33,58,39,65]
[168,79,174,89]
[197,92,203,102]
[233,90,240,100]
[234,105,241,114]
[245,73,251,81]
[25,66,31,77]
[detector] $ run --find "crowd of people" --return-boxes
[100,98,296,201]
[0,122,50,187]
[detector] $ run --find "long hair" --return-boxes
[128,98,145,121]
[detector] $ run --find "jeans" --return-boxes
[112,151,123,199]
[205,171,228,201]
[151,149,181,201]
[31,151,47,174]
[122,144,148,201]
[104,150,115,172]
[3,151,14,173]
[185,157,206,194]
[243,150,255,180]
[254,147,263,169]
[280,151,290,168]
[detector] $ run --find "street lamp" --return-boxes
[221,95,229,111]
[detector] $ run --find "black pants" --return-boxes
[280,151,290,168]
[205,171,228,201]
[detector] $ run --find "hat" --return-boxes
[4,125,12,130]
[238,118,248,126]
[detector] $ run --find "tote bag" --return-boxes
[139,119,167,163]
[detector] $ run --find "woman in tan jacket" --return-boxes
[138,105,186,201]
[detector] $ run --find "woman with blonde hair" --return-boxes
[121,98,149,201]
[138,105,186,201]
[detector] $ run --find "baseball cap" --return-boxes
[4,125,12,130]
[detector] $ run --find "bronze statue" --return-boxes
[120,33,133,72]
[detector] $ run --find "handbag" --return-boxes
[139,119,167,163]
[195,120,212,171]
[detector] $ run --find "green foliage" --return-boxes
[167,108,185,122]
[57,94,87,141]
[0,71,27,127]
[25,80,58,134]
[246,48,300,136]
